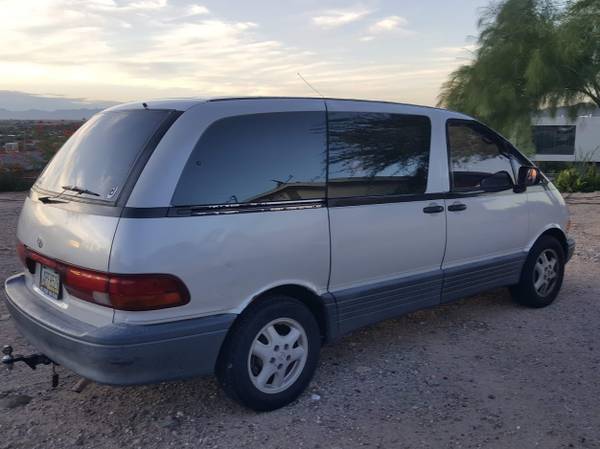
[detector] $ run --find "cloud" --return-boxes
[433,44,477,55]
[368,15,411,34]
[186,4,210,16]
[359,15,414,42]
[127,0,167,9]
[86,0,169,11]
[430,45,477,63]
[0,0,459,106]
[312,9,371,29]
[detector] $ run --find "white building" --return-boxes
[531,105,600,163]
[3,142,19,152]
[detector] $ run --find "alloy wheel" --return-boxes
[247,318,308,394]
[533,248,559,297]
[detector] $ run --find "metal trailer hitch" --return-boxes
[2,345,59,387]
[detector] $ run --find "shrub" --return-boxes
[580,164,600,192]
[555,167,580,192]
[555,163,600,193]
[0,169,35,192]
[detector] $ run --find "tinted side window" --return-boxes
[328,112,431,198]
[532,125,576,155]
[172,112,326,206]
[447,121,515,192]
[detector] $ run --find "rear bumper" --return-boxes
[4,274,235,385]
[566,237,576,263]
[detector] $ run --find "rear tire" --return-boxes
[216,295,321,411]
[510,236,565,308]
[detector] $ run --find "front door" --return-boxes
[442,119,528,302]
[325,101,447,334]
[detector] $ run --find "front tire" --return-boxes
[216,296,321,411]
[510,236,565,308]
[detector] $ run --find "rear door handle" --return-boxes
[423,204,444,214]
[448,202,467,212]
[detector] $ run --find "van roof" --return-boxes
[105,96,465,116]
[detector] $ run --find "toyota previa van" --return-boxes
[4,97,575,411]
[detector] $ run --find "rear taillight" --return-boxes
[64,266,110,305]
[16,242,27,267]
[108,275,190,311]
[17,242,36,273]
[17,242,190,311]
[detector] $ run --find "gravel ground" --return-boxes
[0,191,598,449]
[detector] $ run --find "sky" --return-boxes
[0,0,490,108]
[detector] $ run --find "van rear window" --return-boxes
[36,109,172,202]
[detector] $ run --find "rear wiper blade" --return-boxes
[38,185,100,205]
[61,185,100,197]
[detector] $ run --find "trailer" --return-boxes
[532,106,600,164]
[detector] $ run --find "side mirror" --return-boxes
[515,166,541,193]
[480,171,514,192]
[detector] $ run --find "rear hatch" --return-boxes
[16,108,179,325]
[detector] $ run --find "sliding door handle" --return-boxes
[448,202,467,212]
[423,204,444,214]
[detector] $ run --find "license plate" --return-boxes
[40,265,61,300]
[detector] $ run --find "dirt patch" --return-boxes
[0,191,599,449]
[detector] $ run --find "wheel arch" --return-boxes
[231,283,338,344]
[527,225,569,256]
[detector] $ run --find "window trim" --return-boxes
[328,192,442,208]
[122,191,496,217]
[445,118,521,194]
[326,111,433,202]
[114,110,183,208]
[119,199,325,218]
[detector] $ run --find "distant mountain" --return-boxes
[0,90,118,120]
[0,108,103,120]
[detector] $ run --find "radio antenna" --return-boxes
[297,72,324,98]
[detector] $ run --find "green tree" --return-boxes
[438,0,600,149]
[551,0,600,108]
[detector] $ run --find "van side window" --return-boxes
[447,120,515,192]
[328,112,431,198]
[172,112,326,206]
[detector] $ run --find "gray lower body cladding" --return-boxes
[329,252,528,337]
[441,253,526,303]
[332,271,443,336]
[4,274,235,385]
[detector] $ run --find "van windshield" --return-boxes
[36,109,172,202]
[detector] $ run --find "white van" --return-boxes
[4,97,575,411]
